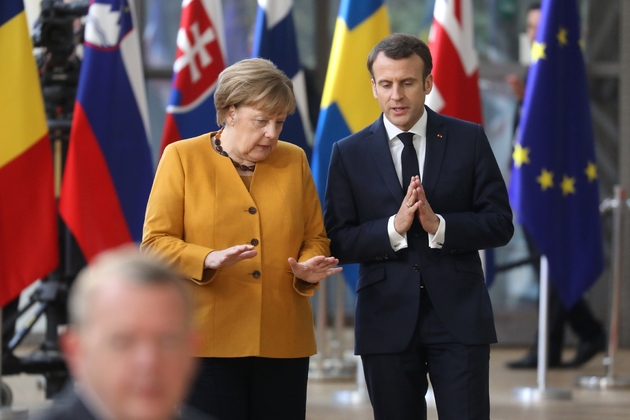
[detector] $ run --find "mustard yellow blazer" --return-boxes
[141,133,330,358]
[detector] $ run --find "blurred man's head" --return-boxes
[526,3,541,43]
[61,246,196,420]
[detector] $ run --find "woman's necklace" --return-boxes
[212,128,256,172]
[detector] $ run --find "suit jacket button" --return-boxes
[383,255,388,260]
[251,238,259,246]
[248,206,257,214]
[413,264,420,272]
[252,270,261,278]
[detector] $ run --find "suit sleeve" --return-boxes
[140,145,215,284]
[324,142,398,265]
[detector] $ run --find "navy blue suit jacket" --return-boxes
[324,107,514,354]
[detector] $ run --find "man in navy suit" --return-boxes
[324,34,514,420]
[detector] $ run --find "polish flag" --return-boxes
[426,0,483,124]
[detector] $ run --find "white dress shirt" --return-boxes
[382,112,445,251]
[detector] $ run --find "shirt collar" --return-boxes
[383,108,428,142]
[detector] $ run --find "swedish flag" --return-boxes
[311,0,390,291]
[509,0,603,308]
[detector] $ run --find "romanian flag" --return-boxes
[311,0,390,291]
[426,0,483,125]
[59,0,153,262]
[0,0,57,307]
[509,0,603,308]
[160,0,226,154]
[251,0,312,157]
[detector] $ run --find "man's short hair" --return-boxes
[367,33,433,81]
[68,246,191,330]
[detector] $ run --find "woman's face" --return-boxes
[228,105,286,163]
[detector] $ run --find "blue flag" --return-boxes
[311,0,390,291]
[60,0,154,261]
[508,0,603,308]
[251,0,312,157]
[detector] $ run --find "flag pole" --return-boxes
[514,255,572,401]
[576,186,630,389]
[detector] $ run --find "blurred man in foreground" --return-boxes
[36,246,204,420]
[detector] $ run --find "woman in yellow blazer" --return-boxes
[141,58,341,420]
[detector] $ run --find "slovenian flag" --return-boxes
[251,0,312,157]
[160,0,227,154]
[59,0,153,262]
[0,0,58,306]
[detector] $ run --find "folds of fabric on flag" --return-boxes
[311,0,390,291]
[426,0,482,125]
[0,1,58,307]
[427,0,493,285]
[251,0,312,158]
[508,0,603,308]
[59,0,153,262]
[160,0,226,153]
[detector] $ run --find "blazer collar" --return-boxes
[367,117,404,203]
[366,107,447,203]
[422,106,447,201]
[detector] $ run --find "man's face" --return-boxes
[371,52,433,132]
[63,280,195,420]
[526,8,541,44]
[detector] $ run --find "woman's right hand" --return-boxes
[204,245,258,270]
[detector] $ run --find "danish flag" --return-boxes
[160,0,226,153]
[426,0,482,124]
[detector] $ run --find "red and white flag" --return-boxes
[426,0,482,124]
[160,0,226,154]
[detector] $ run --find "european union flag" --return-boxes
[311,0,390,291]
[508,0,603,308]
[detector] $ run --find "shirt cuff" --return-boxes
[428,214,445,249]
[388,215,408,251]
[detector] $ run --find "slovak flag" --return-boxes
[426,0,483,125]
[160,0,227,153]
[59,0,154,262]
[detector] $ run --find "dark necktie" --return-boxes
[399,132,419,192]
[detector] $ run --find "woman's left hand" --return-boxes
[288,256,343,284]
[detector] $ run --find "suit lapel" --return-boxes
[367,118,405,203]
[422,107,446,201]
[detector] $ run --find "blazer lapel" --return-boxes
[422,107,446,201]
[367,117,405,203]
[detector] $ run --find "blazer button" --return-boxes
[252,270,261,278]
[251,238,259,246]
[413,264,420,272]
[248,206,257,214]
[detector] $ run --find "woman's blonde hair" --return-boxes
[214,58,296,126]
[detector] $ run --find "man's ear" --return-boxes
[424,74,434,95]
[371,79,378,99]
[59,328,81,379]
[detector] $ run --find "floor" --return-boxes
[2,347,630,419]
